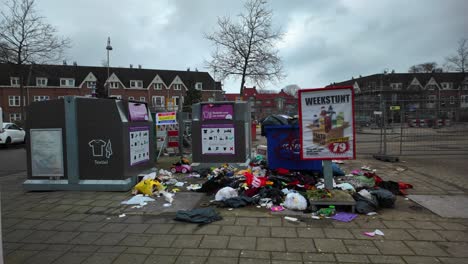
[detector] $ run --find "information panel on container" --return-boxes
[298,86,355,160]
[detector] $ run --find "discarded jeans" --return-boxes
[222,196,254,208]
[175,208,222,224]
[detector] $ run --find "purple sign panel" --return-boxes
[201,124,235,155]
[202,104,234,120]
[128,102,149,121]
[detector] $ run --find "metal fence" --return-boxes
[355,98,468,156]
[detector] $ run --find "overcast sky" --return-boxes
[15,0,468,93]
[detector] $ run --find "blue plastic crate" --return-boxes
[264,125,322,172]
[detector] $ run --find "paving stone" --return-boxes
[153,247,182,256]
[403,256,442,264]
[52,251,93,264]
[47,231,80,244]
[50,204,75,212]
[379,229,415,240]
[367,255,405,263]
[408,229,446,241]
[345,241,381,255]
[331,220,359,228]
[82,252,120,264]
[374,240,415,255]
[436,230,468,242]
[314,238,348,253]
[229,236,257,250]
[119,234,152,246]
[206,257,238,264]
[47,244,75,252]
[146,223,175,234]
[199,235,230,249]
[74,199,94,206]
[302,252,336,262]
[22,230,57,243]
[122,223,150,233]
[175,256,207,264]
[70,245,99,252]
[406,241,449,256]
[20,243,49,251]
[113,253,149,264]
[82,214,108,222]
[97,246,128,253]
[257,237,285,251]
[123,215,146,224]
[194,224,221,235]
[282,219,307,227]
[63,213,89,221]
[67,205,92,214]
[240,250,270,259]
[297,227,325,238]
[54,221,83,231]
[101,223,128,232]
[210,249,240,257]
[440,222,467,231]
[383,220,413,229]
[217,216,236,225]
[172,234,204,248]
[15,219,44,229]
[180,248,211,256]
[146,234,178,248]
[3,242,23,250]
[336,254,371,263]
[323,228,355,239]
[245,226,270,237]
[438,257,468,264]
[271,252,302,261]
[437,242,468,257]
[70,232,104,245]
[3,229,34,242]
[356,219,386,229]
[220,225,245,236]
[4,250,39,263]
[285,238,316,253]
[144,255,177,264]
[124,246,154,255]
[23,250,65,264]
[409,221,444,230]
[170,224,198,234]
[239,258,270,264]
[258,218,283,227]
[349,229,383,240]
[271,261,302,264]
[93,233,128,246]
[78,222,108,232]
[271,227,297,238]
[235,217,259,226]
[35,220,65,230]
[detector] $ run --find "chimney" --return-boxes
[138,64,142,69]
[130,64,133,68]
[195,68,198,72]
[73,61,77,66]
[63,60,67,65]
[187,67,190,71]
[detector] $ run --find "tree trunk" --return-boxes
[240,75,246,97]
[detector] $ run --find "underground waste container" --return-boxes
[264,125,322,172]
[23,96,155,191]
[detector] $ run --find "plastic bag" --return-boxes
[283,192,308,211]
[215,187,238,201]
[133,179,164,196]
[370,189,396,208]
[352,193,379,214]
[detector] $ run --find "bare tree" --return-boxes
[282,84,300,97]
[408,62,442,73]
[205,0,284,94]
[0,0,70,120]
[445,38,468,72]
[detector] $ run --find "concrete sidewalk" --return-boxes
[2,156,468,264]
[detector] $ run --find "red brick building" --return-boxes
[224,86,297,120]
[0,63,223,122]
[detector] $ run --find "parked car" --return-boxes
[0,122,26,146]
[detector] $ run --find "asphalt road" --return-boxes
[0,145,27,177]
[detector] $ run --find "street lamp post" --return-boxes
[106,37,113,98]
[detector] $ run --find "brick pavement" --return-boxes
[2,157,468,263]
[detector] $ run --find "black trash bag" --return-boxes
[377,181,400,195]
[198,176,233,194]
[370,188,396,208]
[352,193,379,214]
[261,115,289,136]
[222,196,254,208]
[253,187,285,205]
[175,208,222,224]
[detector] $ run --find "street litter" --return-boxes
[186,184,202,191]
[175,208,223,224]
[118,213,126,218]
[366,212,378,216]
[284,216,299,222]
[121,195,155,206]
[364,229,385,237]
[175,181,185,187]
[331,212,358,222]
[163,203,172,207]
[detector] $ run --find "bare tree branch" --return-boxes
[444,38,468,73]
[204,0,285,93]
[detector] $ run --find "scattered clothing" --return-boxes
[175,208,222,224]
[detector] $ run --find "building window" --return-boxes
[8,96,20,106]
[113,95,122,99]
[60,78,75,87]
[152,96,165,107]
[87,81,96,89]
[128,96,135,100]
[172,96,182,106]
[36,77,48,86]
[428,95,436,104]
[33,96,50,102]
[130,80,143,88]
[110,82,119,89]
[58,96,64,99]
[174,84,182,90]
[195,82,203,90]
[450,96,455,104]
[441,82,453,90]
[9,113,21,122]
[154,83,163,90]
[390,83,402,90]
[10,77,20,87]
[139,97,146,102]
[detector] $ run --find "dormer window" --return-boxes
[109,82,119,89]
[154,83,163,90]
[390,83,402,90]
[174,84,182,90]
[10,77,20,87]
[36,77,48,86]
[130,80,143,88]
[195,82,203,90]
[441,82,453,90]
[60,78,75,87]
[87,81,96,89]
